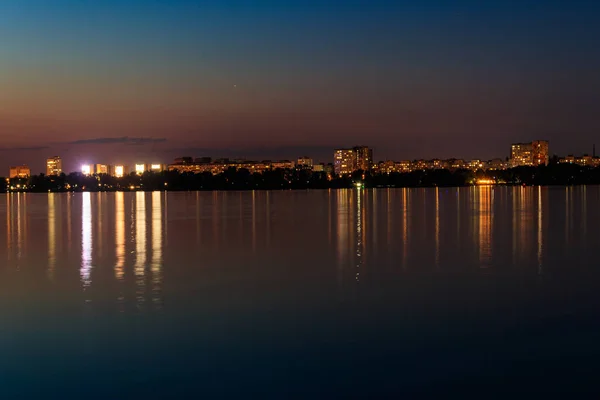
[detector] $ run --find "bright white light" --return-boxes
[81,165,91,175]
[151,164,161,171]
[115,165,124,178]
[135,164,145,174]
[81,192,92,288]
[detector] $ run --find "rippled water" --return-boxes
[1,187,600,398]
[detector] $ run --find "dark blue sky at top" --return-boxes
[1,0,599,172]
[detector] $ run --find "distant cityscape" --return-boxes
[6,139,600,181]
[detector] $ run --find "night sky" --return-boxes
[1,0,599,173]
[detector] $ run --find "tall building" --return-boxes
[9,165,31,179]
[94,164,110,175]
[354,146,373,171]
[510,140,549,167]
[113,165,127,178]
[333,146,373,175]
[46,156,62,176]
[334,149,356,175]
[531,140,549,166]
[510,143,533,167]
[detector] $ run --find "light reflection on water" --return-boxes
[135,191,146,307]
[151,191,163,308]
[0,188,597,288]
[81,192,92,289]
[1,188,600,396]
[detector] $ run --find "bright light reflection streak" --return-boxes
[537,186,543,275]
[115,192,125,280]
[48,194,56,279]
[479,186,492,268]
[435,187,440,268]
[336,190,349,288]
[135,192,147,306]
[402,188,408,270]
[356,190,362,282]
[81,192,92,288]
[7,194,12,262]
[151,192,163,307]
[252,191,256,252]
[17,194,22,262]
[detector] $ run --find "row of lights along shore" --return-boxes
[79,163,167,177]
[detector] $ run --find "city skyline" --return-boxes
[1,1,600,173]
[10,139,600,178]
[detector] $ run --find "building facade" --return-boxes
[46,156,62,176]
[511,140,549,167]
[9,166,31,179]
[531,140,550,166]
[297,157,313,169]
[354,146,373,172]
[333,146,373,175]
[334,149,356,175]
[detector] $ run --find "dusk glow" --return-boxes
[1,1,599,174]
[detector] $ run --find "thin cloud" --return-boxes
[0,146,49,151]
[69,137,167,146]
[165,145,334,161]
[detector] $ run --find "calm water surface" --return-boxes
[1,187,600,397]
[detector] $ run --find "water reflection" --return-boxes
[537,187,543,274]
[336,190,350,285]
[434,187,440,268]
[355,190,363,282]
[6,194,12,262]
[252,191,257,252]
[151,192,163,307]
[135,192,147,307]
[81,192,92,289]
[478,186,493,267]
[48,194,57,279]
[115,192,125,280]
[402,188,409,270]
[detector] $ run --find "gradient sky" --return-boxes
[1,0,599,173]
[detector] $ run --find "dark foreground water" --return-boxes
[1,187,600,398]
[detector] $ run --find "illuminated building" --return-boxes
[46,156,62,176]
[297,157,313,169]
[397,160,412,172]
[354,146,373,171]
[113,165,127,178]
[312,163,325,172]
[510,143,532,167]
[9,165,31,179]
[450,159,466,169]
[271,160,295,170]
[150,164,166,172]
[379,160,395,174]
[532,140,549,166]
[94,164,110,175]
[468,159,485,170]
[81,165,93,176]
[511,140,549,167]
[414,160,427,170]
[135,164,147,175]
[559,155,575,164]
[333,146,373,175]
[488,158,508,170]
[559,154,600,167]
[334,149,355,175]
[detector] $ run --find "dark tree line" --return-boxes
[2,164,600,193]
